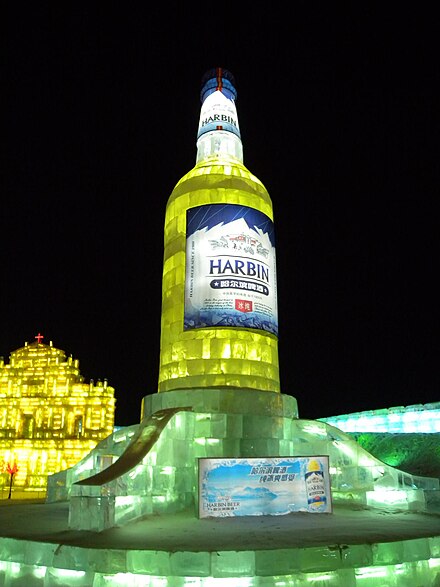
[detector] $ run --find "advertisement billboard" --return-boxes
[198,456,331,518]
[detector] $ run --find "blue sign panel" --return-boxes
[199,456,332,518]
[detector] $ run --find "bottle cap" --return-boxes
[197,67,240,140]
[200,67,237,103]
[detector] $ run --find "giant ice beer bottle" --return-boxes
[158,68,280,393]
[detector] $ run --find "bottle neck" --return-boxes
[196,89,243,164]
[196,130,243,164]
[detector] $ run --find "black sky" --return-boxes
[2,5,439,425]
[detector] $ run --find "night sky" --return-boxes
[3,5,438,426]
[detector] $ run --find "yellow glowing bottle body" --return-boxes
[158,69,280,393]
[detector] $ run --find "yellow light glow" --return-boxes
[158,156,280,394]
[0,339,116,497]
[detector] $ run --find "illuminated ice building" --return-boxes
[0,69,439,586]
[0,335,115,498]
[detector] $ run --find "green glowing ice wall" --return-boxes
[158,68,280,393]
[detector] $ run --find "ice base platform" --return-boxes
[0,389,438,585]
[0,499,440,586]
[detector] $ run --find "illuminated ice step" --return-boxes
[0,534,439,585]
[319,402,440,433]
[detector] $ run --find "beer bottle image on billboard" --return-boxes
[305,459,328,512]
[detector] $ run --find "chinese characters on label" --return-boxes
[199,456,331,518]
[185,204,278,336]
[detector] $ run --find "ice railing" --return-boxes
[319,402,440,433]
